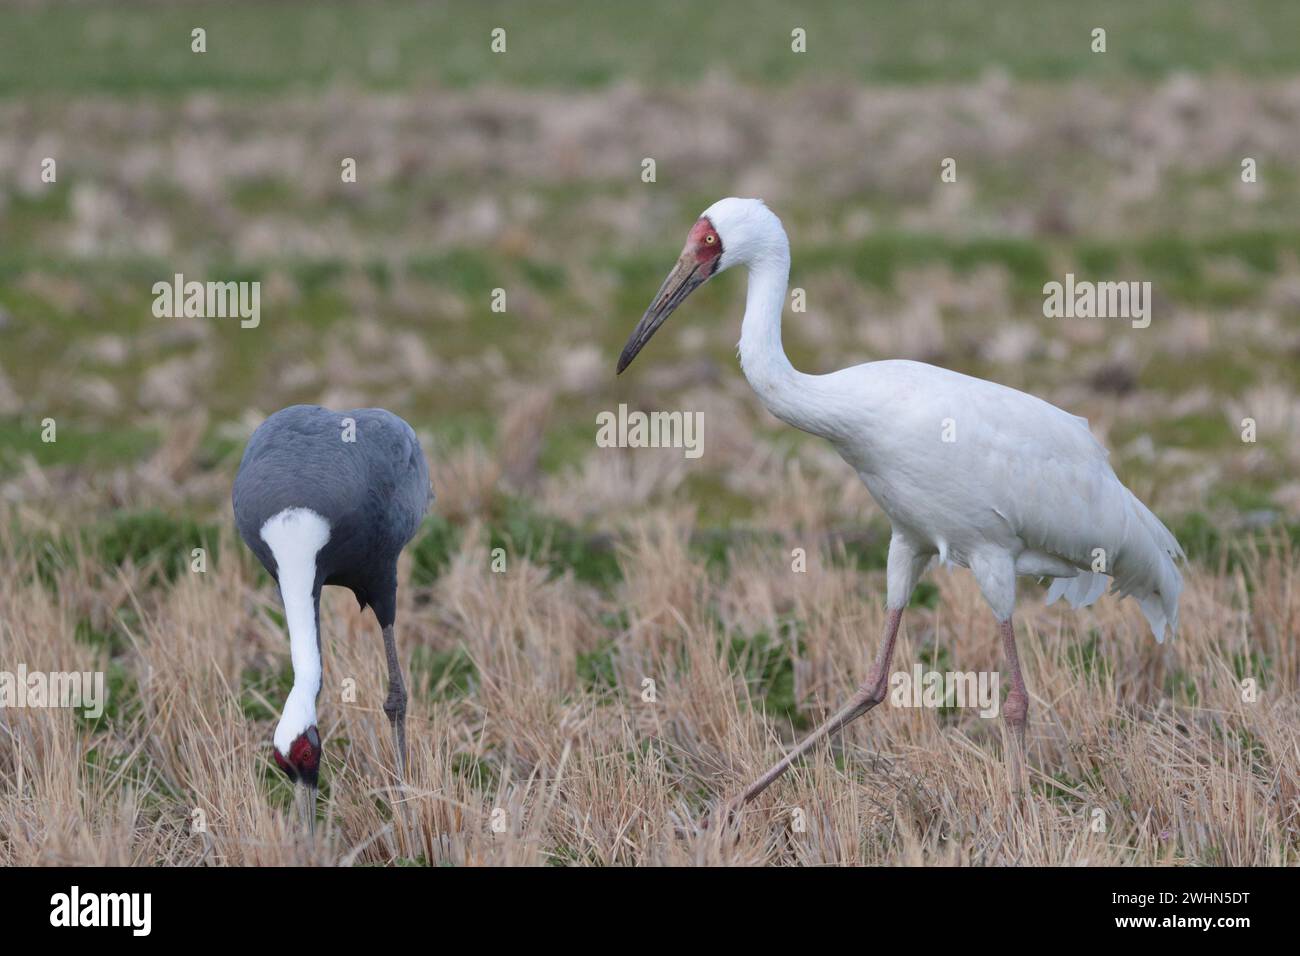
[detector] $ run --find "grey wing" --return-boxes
[356,409,431,550]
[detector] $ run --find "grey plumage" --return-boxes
[232,403,432,807]
[233,404,431,627]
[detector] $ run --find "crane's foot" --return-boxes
[696,607,904,836]
[698,681,888,834]
[697,795,744,833]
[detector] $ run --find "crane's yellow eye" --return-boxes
[705,234,715,244]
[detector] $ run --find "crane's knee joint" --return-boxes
[384,687,407,723]
[861,669,890,706]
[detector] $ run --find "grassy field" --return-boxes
[1,0,1298,865]
[7,1,1300,94]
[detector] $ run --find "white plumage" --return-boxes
[702,197,1182,639]
[618,197,1185,814]
[259,507,331,756]
[813,358,1184,640]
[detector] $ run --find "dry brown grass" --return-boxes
[3,1,1298,870]
[1,493,1295,867]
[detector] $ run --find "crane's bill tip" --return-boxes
[616,340,644,374]
[618,252,707,375]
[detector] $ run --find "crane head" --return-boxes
[617,215,724,373]
[272,724,321,788]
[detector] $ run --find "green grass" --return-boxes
[0,420,159,476]
[1231,648,1270,688]
[1066,633,1114,684]
[0,3,1295,604]
[818,230,1300,300]
[409,516,461,586]
[411,644,478,700]
[2,225,1293,470]
[909,581,940,610]
[807,233,1053,295]
[408,250,500,298]
[728,622,805,730]
[77,660,137,729]
[410,502,625,589]
[1167,511,1300,574]
[241,660,295,722]
[92,510,222,582]
[486,500,623,587]
[1164,668,1200,705]
[829,526,892,572]
[576,640,619,692]
[6,0,1300,96]
[21,509,221,591]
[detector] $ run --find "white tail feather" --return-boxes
[1045,570,1108,609]
[1044,491,1183,643]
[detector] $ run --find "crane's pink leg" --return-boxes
[999,617,1029,788]
[710,606,904,824]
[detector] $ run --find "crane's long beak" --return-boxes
[298,783,317,837]
[617,253,708,374]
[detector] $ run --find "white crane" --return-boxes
[617,198,1183,816]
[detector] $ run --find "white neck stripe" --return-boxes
[260,508,331,753]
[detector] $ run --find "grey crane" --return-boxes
[232,404,432,830]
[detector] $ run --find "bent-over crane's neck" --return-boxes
[736,235,836,438]
[280,581,322,738]
[261,508,329,753]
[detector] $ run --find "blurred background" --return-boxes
[2,0,1300,570]
[4,0,1300,867]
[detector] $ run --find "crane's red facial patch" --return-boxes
[616,215,722,374]
[273,748,296,779]
[290,730,321,772]
[687,217,723,270]
[274,725,322,787]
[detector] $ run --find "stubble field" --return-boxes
[1,0,1298,865]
